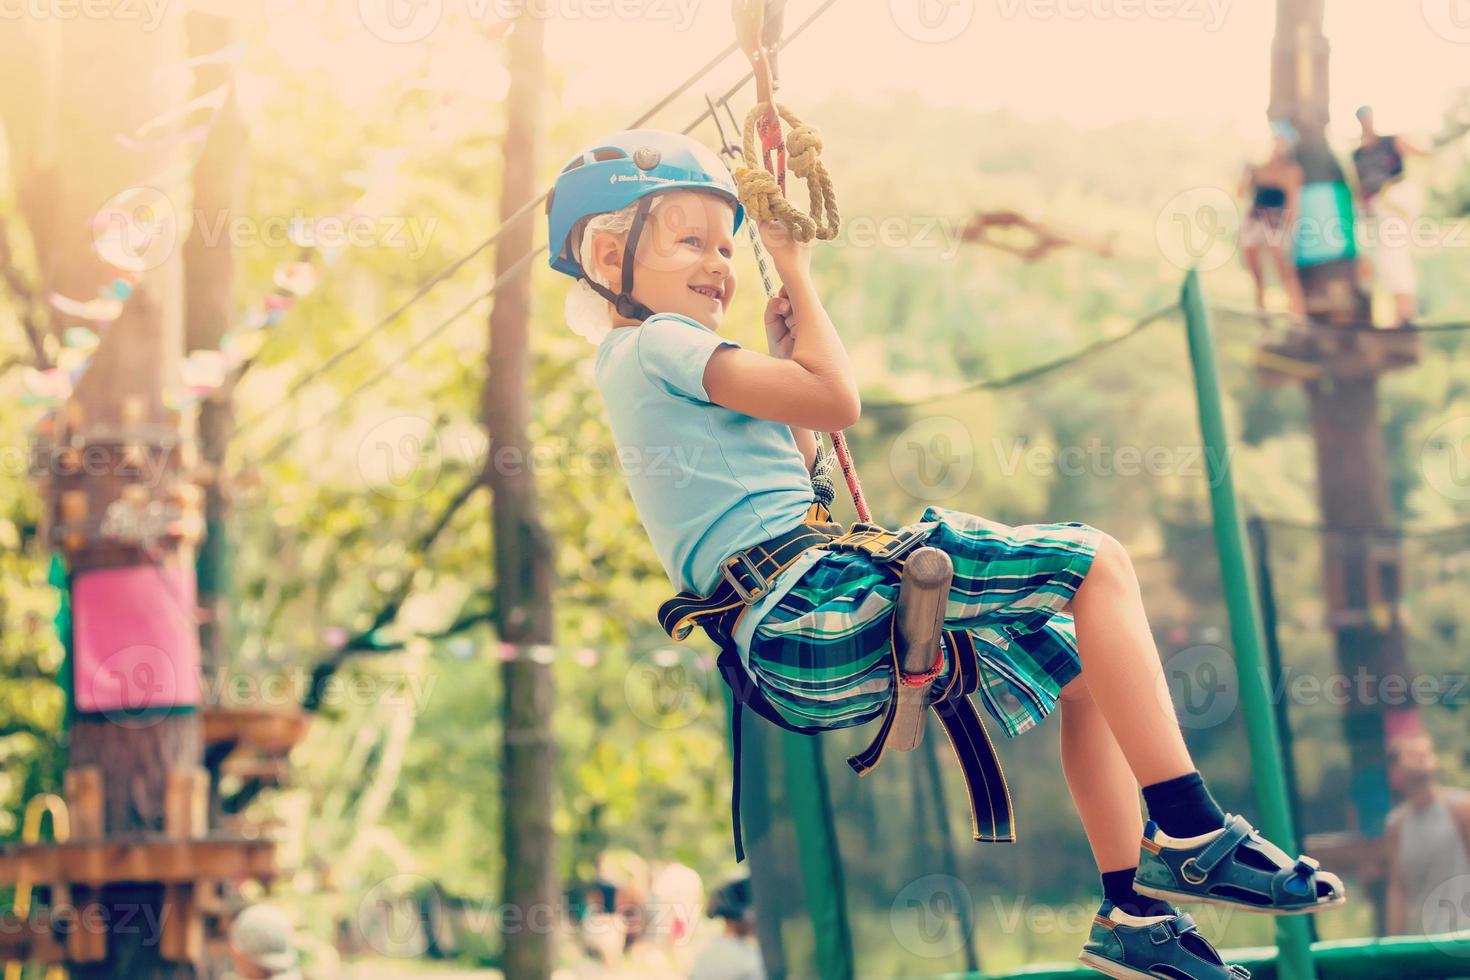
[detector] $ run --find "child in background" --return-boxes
[690,872,765,980]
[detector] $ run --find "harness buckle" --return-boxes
[721,550,771,604]
[828,524,929,566]
[869,527,928,564]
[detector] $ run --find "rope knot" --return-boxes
[785,124,823,176]
[738,102,840,243]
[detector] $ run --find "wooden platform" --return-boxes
[202,706,311,756]
[0,765,279,965]
[204,706,312,792]
[0,911,65,965]
[0,834,276,886]
[1255,324,1420,386]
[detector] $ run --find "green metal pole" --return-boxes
[1180,268,1316,980]
[782,730,856,980]
[961,931,1470,980]
[721,686,855,980]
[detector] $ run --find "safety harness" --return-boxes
[658,501,1017,862]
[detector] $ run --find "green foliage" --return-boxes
[3,44,1470,969]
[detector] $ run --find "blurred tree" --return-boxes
[486,12,557,980]
[0,6,202,978]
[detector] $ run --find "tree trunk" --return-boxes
[179,10,249,859]
[183,7,248,708]
[1272,0,1411,940]
[2,7,201,977]
[485,13,557,980]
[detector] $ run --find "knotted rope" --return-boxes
[734,103,840,243]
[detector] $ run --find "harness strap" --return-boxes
[841,582,1016,846]
[664,505,1016,861]
[658,503,843,643]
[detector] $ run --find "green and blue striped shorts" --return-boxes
[745,506,1102,738]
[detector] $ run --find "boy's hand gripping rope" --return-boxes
[726,1,866,520]
[702,96,858,520]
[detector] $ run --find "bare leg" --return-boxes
[1063,535,1195,786]
[1059,674,1144,872]
[1242,243,1266,311]
[1271,246,1307,318]
[1395,290,1417,325]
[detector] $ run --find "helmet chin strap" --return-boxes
[583,195,656,322]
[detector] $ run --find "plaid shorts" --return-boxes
[745,505,1102,737]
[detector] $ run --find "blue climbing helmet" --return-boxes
[1270,118,1299,148]
[546,129,746,320]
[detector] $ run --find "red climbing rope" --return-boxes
[730,0,870,523]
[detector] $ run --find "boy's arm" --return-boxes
[758,277,838,469]
[791,426,817,473]
[780,273,860,422]
[704,221,860,431]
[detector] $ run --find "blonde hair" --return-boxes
[564,196,668,345]
[562,191,738,344]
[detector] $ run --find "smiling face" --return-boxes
[588,189,739,331]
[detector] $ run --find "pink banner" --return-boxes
[72,562,200,715]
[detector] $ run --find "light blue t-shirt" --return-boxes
[594,312,823,661]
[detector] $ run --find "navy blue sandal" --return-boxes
[1079,902,1250,980]
[1132,814,1346,915]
